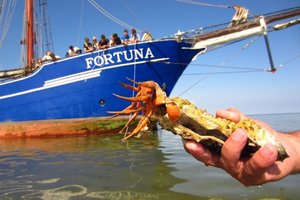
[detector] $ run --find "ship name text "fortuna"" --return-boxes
[85,47,155,69]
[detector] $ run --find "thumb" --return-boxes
[241,143,278,185]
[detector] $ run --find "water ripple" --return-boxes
[86,190,160,200]
[22,185,88,200]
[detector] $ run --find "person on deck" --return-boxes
[98,34,110,49]
[121,29,130,45]
[110,33,122,47]
[67,46,81,57]
[129,28,140,43]
[42,51,60,62]
[92,36,99,50]
[34,58,43,70]
[183,107,300,186]
[83,37,93,53]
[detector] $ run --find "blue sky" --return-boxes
[0,0,299,115]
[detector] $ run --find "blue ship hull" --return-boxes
[0,39,204,124]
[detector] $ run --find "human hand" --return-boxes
[183,108,300,186]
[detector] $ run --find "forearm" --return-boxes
[281,130,300,174]
[290,131,300,174]
[290,130,300,137]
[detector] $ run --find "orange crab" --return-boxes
[108,78,181,141]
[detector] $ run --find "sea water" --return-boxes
[0,113,299,200]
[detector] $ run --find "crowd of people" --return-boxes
[33,28,143,70]
[68,28,141,57]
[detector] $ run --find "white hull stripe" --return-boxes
[44,70,101,88]
[0,58,169,100]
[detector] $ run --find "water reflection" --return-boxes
[0,135,199,199]
[0,113,300,200]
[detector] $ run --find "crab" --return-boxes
[109,78,289,161]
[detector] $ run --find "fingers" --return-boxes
[183,140,220,167]
[183,106,285,186]
[216,107,247,122]
[183,129,249,169]
[183,130,280,186]
[240,143,278,185]
[245,143,278,173]
[220,129,248,171]
[220,129,279,186]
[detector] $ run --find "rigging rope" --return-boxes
[219,36,260,66]
[183,70,265,76]
[165,61,266,71]
[176,50,300,96]
[76,0,85,46]
[184,63,266,72]
[177,52,300,96]
[132,43,137,97]
[177,69,265,97]
[88,0,139,31]
[0,0,6,27]
[176,0,230,9]
[171,59,267,97]
[120,0,147,31]
[177,0,258,20]
[276,53,300,70]
[174,35,272,96]
[0,0,17,48]
[177,68,265,96]
[177,76,207,97]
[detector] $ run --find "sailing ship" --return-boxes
[0,0,299,137]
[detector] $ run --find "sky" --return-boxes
[0,0,299,115]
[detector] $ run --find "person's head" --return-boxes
[69,45,74,51]
[112,33,118,40]
[101,34,106,40]
[92,36,97,42]
[85,37,89,42]
[131,28,136,35]
[124,29,128,36]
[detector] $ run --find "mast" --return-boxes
[25,0,35,72]
[39,0,53,56]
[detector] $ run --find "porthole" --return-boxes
[99,99,105,106]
